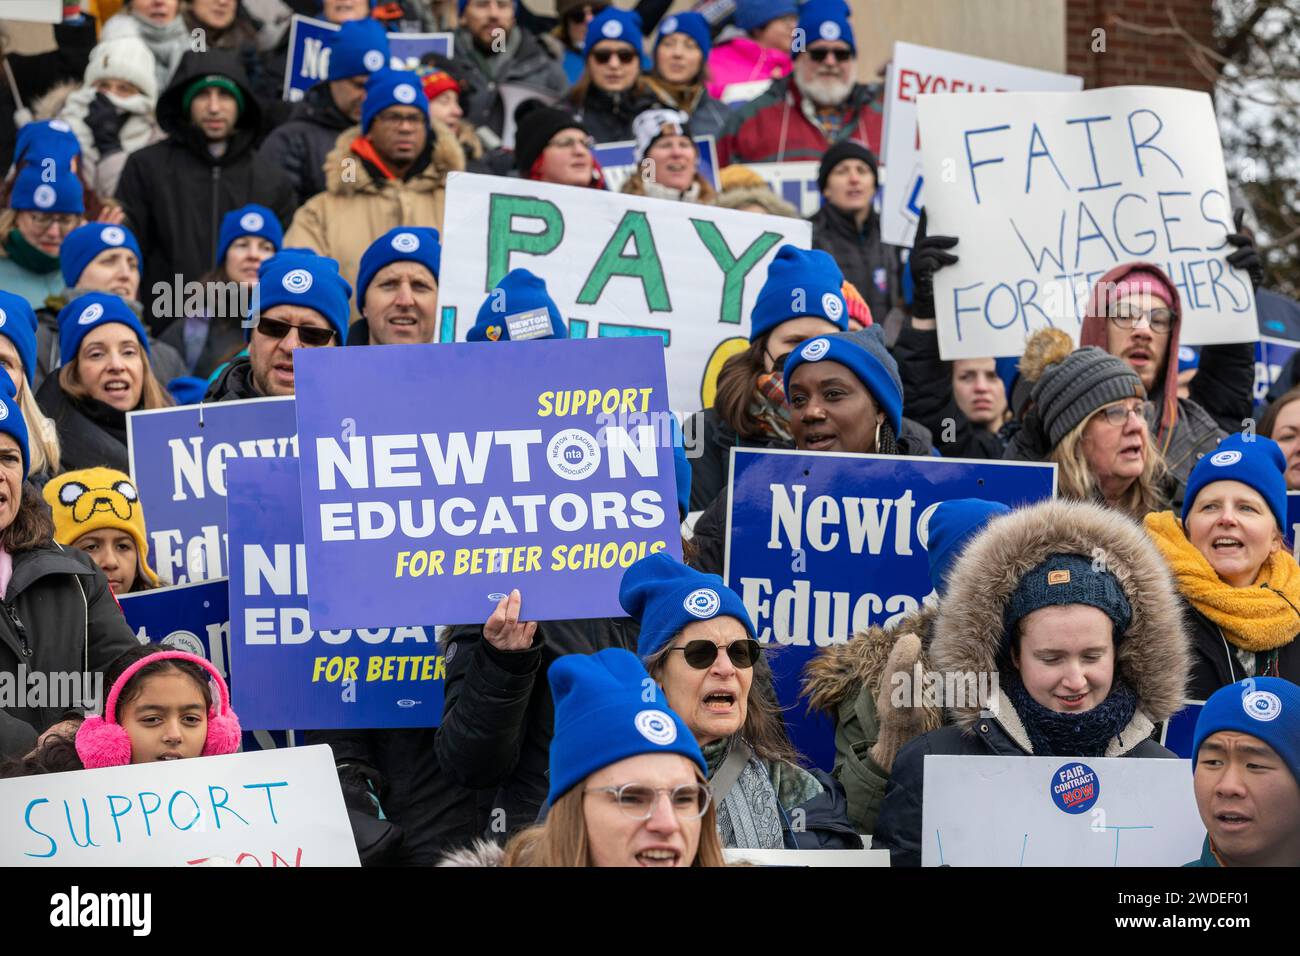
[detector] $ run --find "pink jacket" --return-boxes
[706,37,792,103]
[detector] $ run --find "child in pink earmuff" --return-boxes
[74,645,242,769]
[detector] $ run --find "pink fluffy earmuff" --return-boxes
[75,650,242,769]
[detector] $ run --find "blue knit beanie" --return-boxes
[926,498,1012,594]
[584,7,643,58]
[547,647,706,805]
[1181,432,1287,531]
[0,291,38,388]
[0,374,30,477]
[1192,677,1300,786]
[734,0,797,32]
[796,0,855,56]
[1004,553,1132,643]
[60,222,143,288]
[216,205,283,268]
[327,17,391,81]
[783,327,904,436]
[57,292,150,368]
[249,252,352,343]
[13,120,81,170]
[356,227,441,307]
[656,12,712,59]
[749,245,849,343]
[467,268,566,342]
[167,376,208,406]
[10,161,83,214]
[361,69,429,134]
[620,552,757,659]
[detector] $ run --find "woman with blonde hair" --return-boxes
[0,291,60,483]
[440,648,727,867]
[36,292,172,473]
[1007,329,1170,520]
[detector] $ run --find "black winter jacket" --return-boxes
[203,354,260,402]
[572,84,664,145]
[1181,600,1300,700]
[893,323,1006,460]
[34,374,131,472]
[455,27,571,137]
[0,540,139,742]
[435,617,640,839]
[256,82,356,208]
[115,50,296,334]
[683,407,776,514]
[159,314,247,380]
[809,204,900,324]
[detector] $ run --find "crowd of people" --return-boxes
[0,0,1296,870]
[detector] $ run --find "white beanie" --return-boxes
[83,37,159,103]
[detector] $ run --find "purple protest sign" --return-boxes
[293,339,680,628]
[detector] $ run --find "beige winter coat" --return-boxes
[283,119,465,319]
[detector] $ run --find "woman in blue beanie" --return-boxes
[621,552,861,850]
[35,221,187,389]
[0,157,86,310]
[690,313,932,575]
[0,291,61,484]
[566,7,661,143]
[803,498,1010,834]
[1145,432,1300,698]
[36,291,173,473]
[645,13,731,142]
[441,648,728,867]
[873,498,1188,865]
[158,204,281,378]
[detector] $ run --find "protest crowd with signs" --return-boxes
[0,0,1298,886]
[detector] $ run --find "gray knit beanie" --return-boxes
[1031,346,1146,447]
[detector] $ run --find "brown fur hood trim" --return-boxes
[324,118,467,195]
[932,498,1189,729]
[31,81,77,122]
[802,604,938,713]
[714,185,799,218]
[435,839,504,867]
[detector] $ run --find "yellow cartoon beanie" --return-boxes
[43,467,159,586]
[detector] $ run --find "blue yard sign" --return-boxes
[282,15,453,101]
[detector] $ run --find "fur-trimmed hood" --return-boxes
[322,119,466,196]
[436,839,505,867]
[932,498,1189,741]
[802,604,938,714]
[715,185,799,218]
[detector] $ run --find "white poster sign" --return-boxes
[921,755,1205,866]
[437,172,812,410]
[1,745,360,866]
[918,86,1258,359]
[880,42,1082,247]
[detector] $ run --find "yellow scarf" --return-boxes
[1144,510,1300,652]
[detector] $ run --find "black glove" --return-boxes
[85,93,129,157]
[1226,208,1264,292]
[337,760,386,817]
[908,208,959,319]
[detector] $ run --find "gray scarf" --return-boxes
[132,13,191,92]
[706,738,783,849]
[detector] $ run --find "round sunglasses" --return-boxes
[668,638,762,670]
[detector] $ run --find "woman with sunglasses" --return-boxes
[441,648,728,867]
[566,7,661,144]
[1006,330,1171,521]
[645,13,731,142]
[620,553,861,850]
[873,497,1186,866]
[36,292,173,473]
[1144,433,1300,699]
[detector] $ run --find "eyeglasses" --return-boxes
[254,316,337,347]
[591,48,637,65]
[20,211,80,233]
[1097,401,1146,427]
[584,783,712,820]
[668,638,762,670]
[807,47,852,63]
[547,134,595,152]
[1108,307,1174,334]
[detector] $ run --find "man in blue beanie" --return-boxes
[453,0,569,137]
[351,227,442,345]
[206,251,351,401]
[260,18,391,207]
[1186,677,1300,866]
[718,0,882,166]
